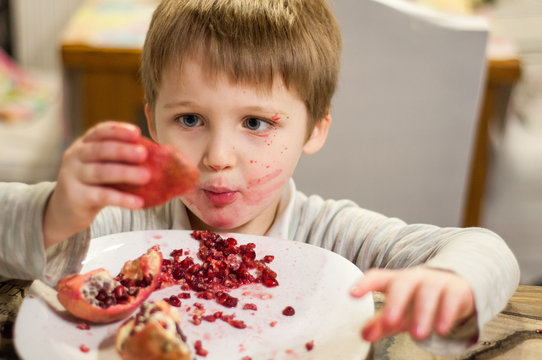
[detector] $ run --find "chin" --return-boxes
[199,215,244,232]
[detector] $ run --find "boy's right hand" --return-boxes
[43,122,151,248]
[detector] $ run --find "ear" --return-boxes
[302,111,332,155]
[144,104,159,142]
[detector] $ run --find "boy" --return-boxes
[0,0,518,355]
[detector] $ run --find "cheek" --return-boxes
[244,152,298,205]
[244,169,286,205]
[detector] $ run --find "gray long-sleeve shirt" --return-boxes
[0,179,520,354]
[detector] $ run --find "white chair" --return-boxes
[293,0,489,227]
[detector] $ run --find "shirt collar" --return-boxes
[265,178,296,240]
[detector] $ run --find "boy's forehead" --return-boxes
[162,56,285,96]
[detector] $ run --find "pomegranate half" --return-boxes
[57,245,162,323]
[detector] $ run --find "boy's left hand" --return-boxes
[350,268,475,342]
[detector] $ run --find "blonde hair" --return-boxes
[141,0,342,129]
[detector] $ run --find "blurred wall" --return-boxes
[10,0,83,69]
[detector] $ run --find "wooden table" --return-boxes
[60,1,521,227]
[1,281,541,359]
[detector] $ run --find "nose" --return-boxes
[202,130,236,171]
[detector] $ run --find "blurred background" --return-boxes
[0,0,541,284]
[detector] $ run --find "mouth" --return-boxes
[203,188,238,206]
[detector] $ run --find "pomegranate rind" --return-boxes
[116,301,191,360]
[56,246,163,323]
[114,137,200,208]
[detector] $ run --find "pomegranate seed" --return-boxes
[263,255,274,263]
[76,322,90,330]
[178,292,191,299]
[305,340,314,351]
[194,340,208,356]
[229,319,247,329]
[113,285,128,303]
[79,344,90,353]
[282,306,295,316]
[270,321,277,327]
[168,295,181,307]
[216,292,238,308]
[537,329,542,334]
[196,290,215,299]
[192,315,202,325]
[203,315,217,322]
[219,313,237,323]
[242,303,258,311]
[170,249,184,258]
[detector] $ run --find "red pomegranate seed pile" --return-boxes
[160,230,279,309]
[156,231,303,358]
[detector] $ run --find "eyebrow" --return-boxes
[163,100,197,109]
[163,101,284,116]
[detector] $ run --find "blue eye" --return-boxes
[177,114,202,128]
[244,117,271,131]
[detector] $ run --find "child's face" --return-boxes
[147,58,328,235]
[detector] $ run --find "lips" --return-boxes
[203,188,238,206]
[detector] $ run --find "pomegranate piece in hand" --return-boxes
[56,246,162,323]
[114,136,199,208]
[116,300,191,360]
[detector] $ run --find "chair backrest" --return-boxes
[293,0,489,226]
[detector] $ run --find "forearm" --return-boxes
[0,182,55,279]
[43,188,89,249]
[424,229,520,327]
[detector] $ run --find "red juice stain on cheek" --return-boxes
[266,128,278,146]
[247,169,282,188]
[244,169,286,205]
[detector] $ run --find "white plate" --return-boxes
[14,230,373,359]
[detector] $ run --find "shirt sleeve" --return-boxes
[0,182,90,286]
[290,192,520,355]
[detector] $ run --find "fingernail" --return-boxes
[385,308,399,325]
[350,285,361,297]
[413,324,427,340]
[437,320,449,334]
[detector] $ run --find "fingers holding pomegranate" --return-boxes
[56,246,163,323]
[44,122,152,248]
[44,122,199,249]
